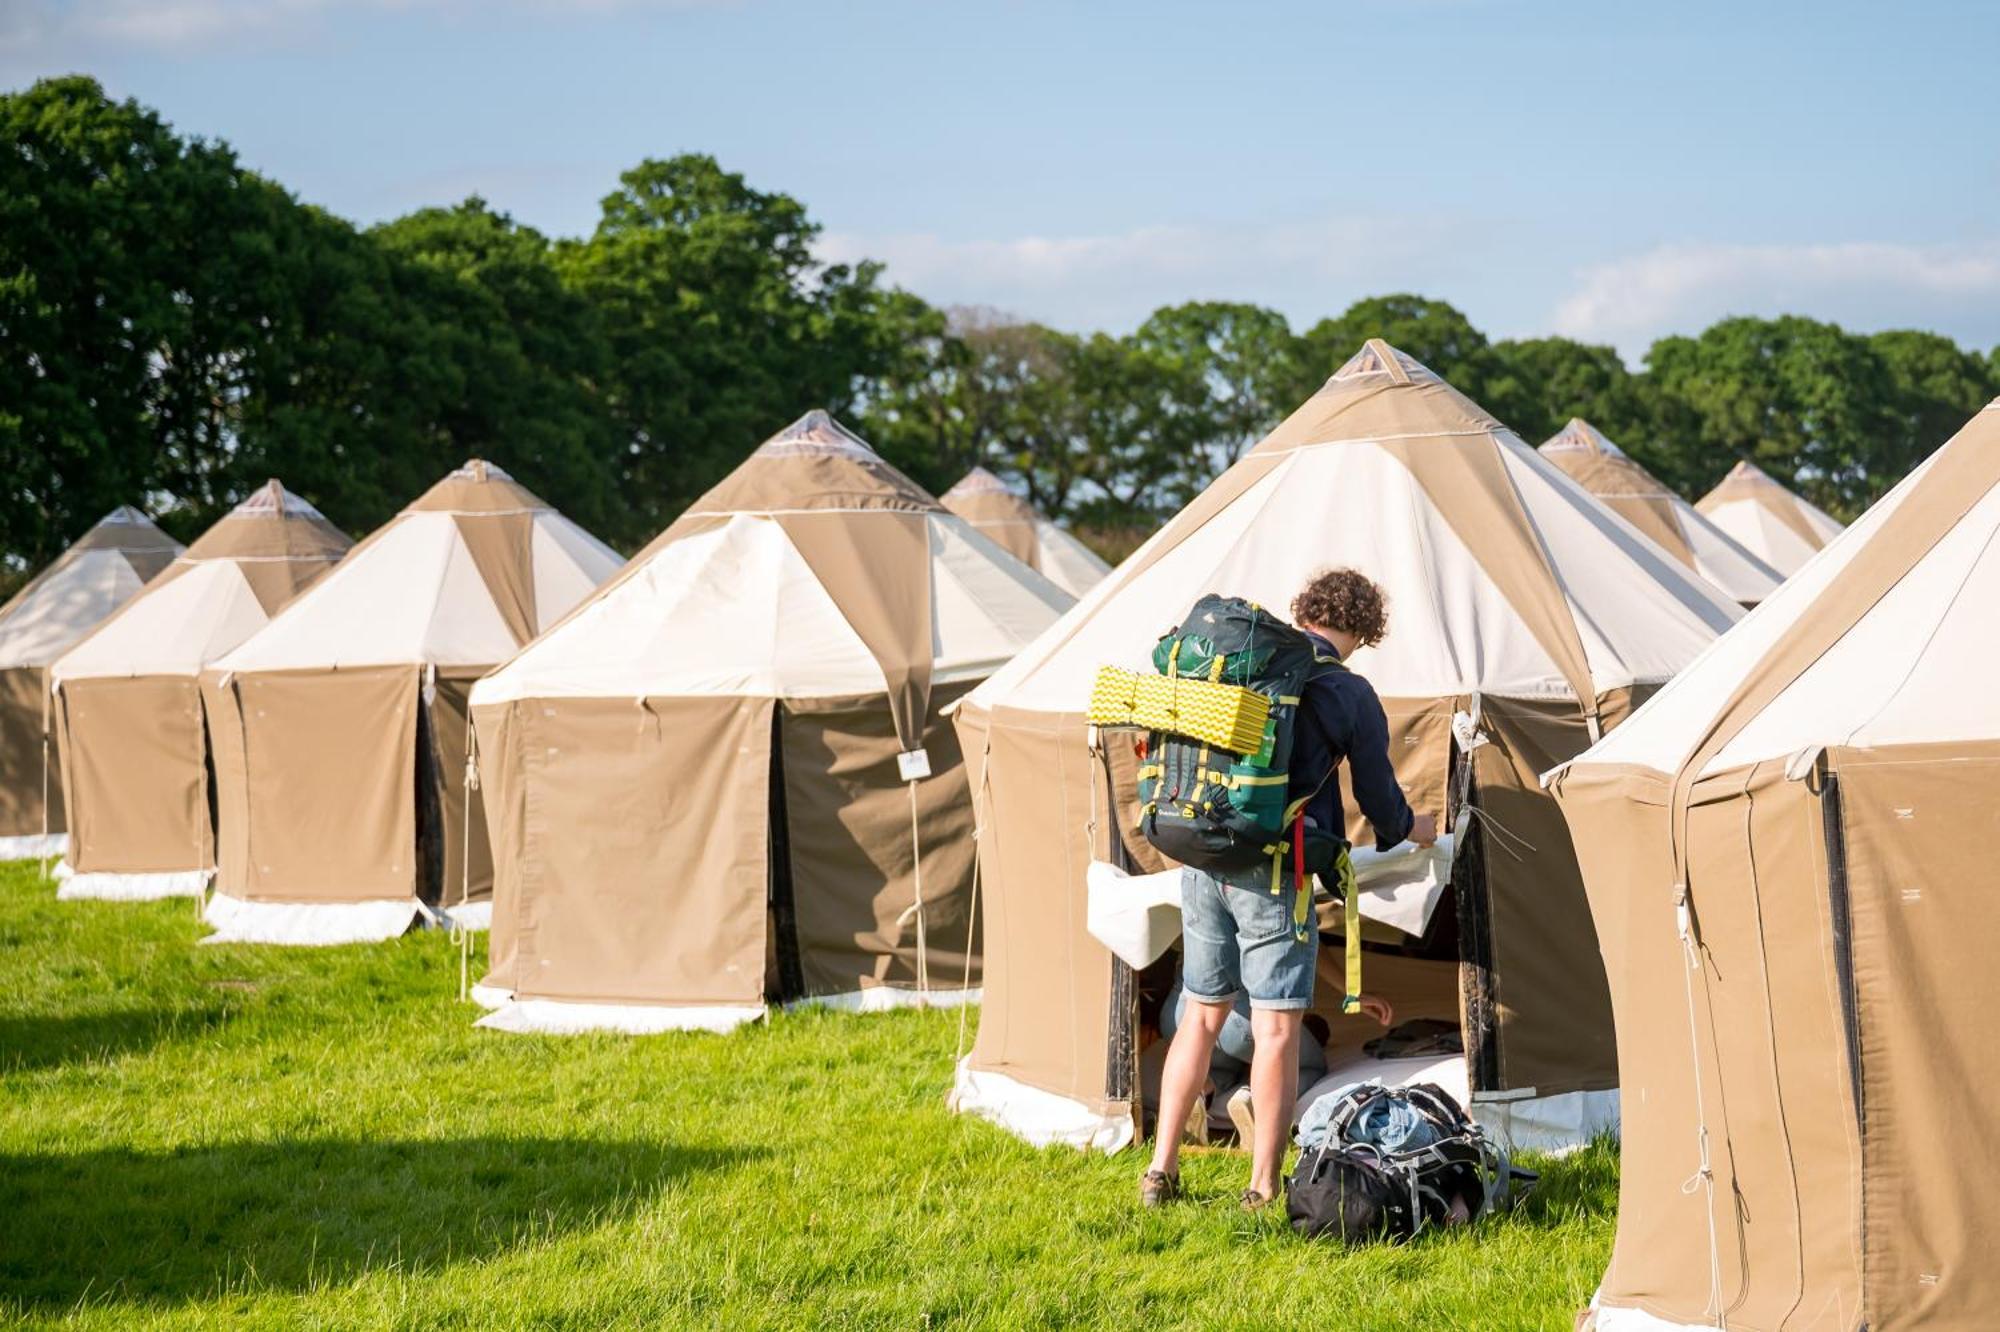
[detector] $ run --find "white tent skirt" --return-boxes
[201,893,422,945]
[55,864,210,900]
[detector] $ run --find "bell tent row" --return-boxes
[949,340,1746,1155]
[0,507,184,860]
[51,482,352,901]
[468,411,1073,1034]
[939,466,1111,598]
[1537,419,1783,606]
[197,460,625,945]
[1550,397,2000,1332]
[1694,457,1845,577]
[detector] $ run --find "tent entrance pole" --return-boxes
[1095,738,1139,1112]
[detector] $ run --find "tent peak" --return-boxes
[757,409,880,461]
[942,466,1015,500]
[1540,419,1629,460]
[1723,458,1775,482]
[1328,339,1441,389]
[227,479,327,522]
[95,505,154,527]
[449,459,515,484]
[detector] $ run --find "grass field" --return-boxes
[0,860,1615,1329]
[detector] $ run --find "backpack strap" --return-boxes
[1332,846,1361,1011]
[1324,1080,1393,1142]
[1402,1084,1476,1137]
[1303,654,1364,999]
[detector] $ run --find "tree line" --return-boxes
[5,75,1995,574]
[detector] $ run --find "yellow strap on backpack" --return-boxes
[1334,847,1362,1015]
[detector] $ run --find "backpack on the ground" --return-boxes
[1127,595,1345,885]
[1285,1082,1532,1243]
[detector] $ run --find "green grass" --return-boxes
[0,860,1615,1329]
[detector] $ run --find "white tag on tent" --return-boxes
[896,748,932,782]
[1085,860,1183,969]
[1450,709,1490,754]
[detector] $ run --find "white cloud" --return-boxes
[1553,240,2000,359]
[817,213,1492,334]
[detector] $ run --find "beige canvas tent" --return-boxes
[939,467,1111,597]
[1539,419,1782,605]
[1695,457,1845,576]
[0,508,183,859]
[199,461,622,945]
[950,340,1743,1153]
[469,411,1072,1034]
[50,482,351,900]
[1551,399,2000,1331]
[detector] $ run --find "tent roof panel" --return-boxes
[53,561,265,680]
[1570,430,1956,777]
[1539,421,1783,604]
[0,549,158,669]
[50,481,350,679]
[475,514,885,703]
[0,507,183,667]
[212,464,616,675]
[471,415,1069,708]
[940,468,1112,597]
[929,515,1075,685]
[972,346,1738,720]
[1500,442,1740,690]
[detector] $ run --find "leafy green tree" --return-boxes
[367,199,623,543]
[1059,332,1212,525]
[558,155,916,533]
[1868,328,1995,469]
[0,77,286,557]
[858,305,1053,497]
[870,312,1213,530]
[1295,294,1502,406]
[1484,337,1641,445]
[1646,316,1902,517]
[229,202,479,538]
[1131,301,1300,472]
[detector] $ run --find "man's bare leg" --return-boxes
[1246,1007,1304,1200]
[1146,997,1231,1181]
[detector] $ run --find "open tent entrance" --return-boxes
[1111,743,1486,1144]
[763,704,805,1003]
[760,685,984,1010]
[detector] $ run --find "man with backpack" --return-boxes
[1139,569,1437,1211]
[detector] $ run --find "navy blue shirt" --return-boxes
[1291,631,1415,852]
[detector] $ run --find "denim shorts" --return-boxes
[1179,865,1316,1011]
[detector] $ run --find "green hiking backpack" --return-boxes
[1135,594,1346,888]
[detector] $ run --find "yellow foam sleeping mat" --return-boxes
[1087,665,1270,754]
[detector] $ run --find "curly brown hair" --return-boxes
[1291,568,1389,648]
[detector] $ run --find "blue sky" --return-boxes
[6,0,1999,359]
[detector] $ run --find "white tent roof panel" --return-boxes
[0,551,155,669]
[1572,453,1934,776]
[476,515,884,704]
[1498,445,1739,690]
[929,516,1074,686]
[54,561,266,680]
[530,515,625,632]
[973,433,1739,718]
[1702,498,1826,577]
